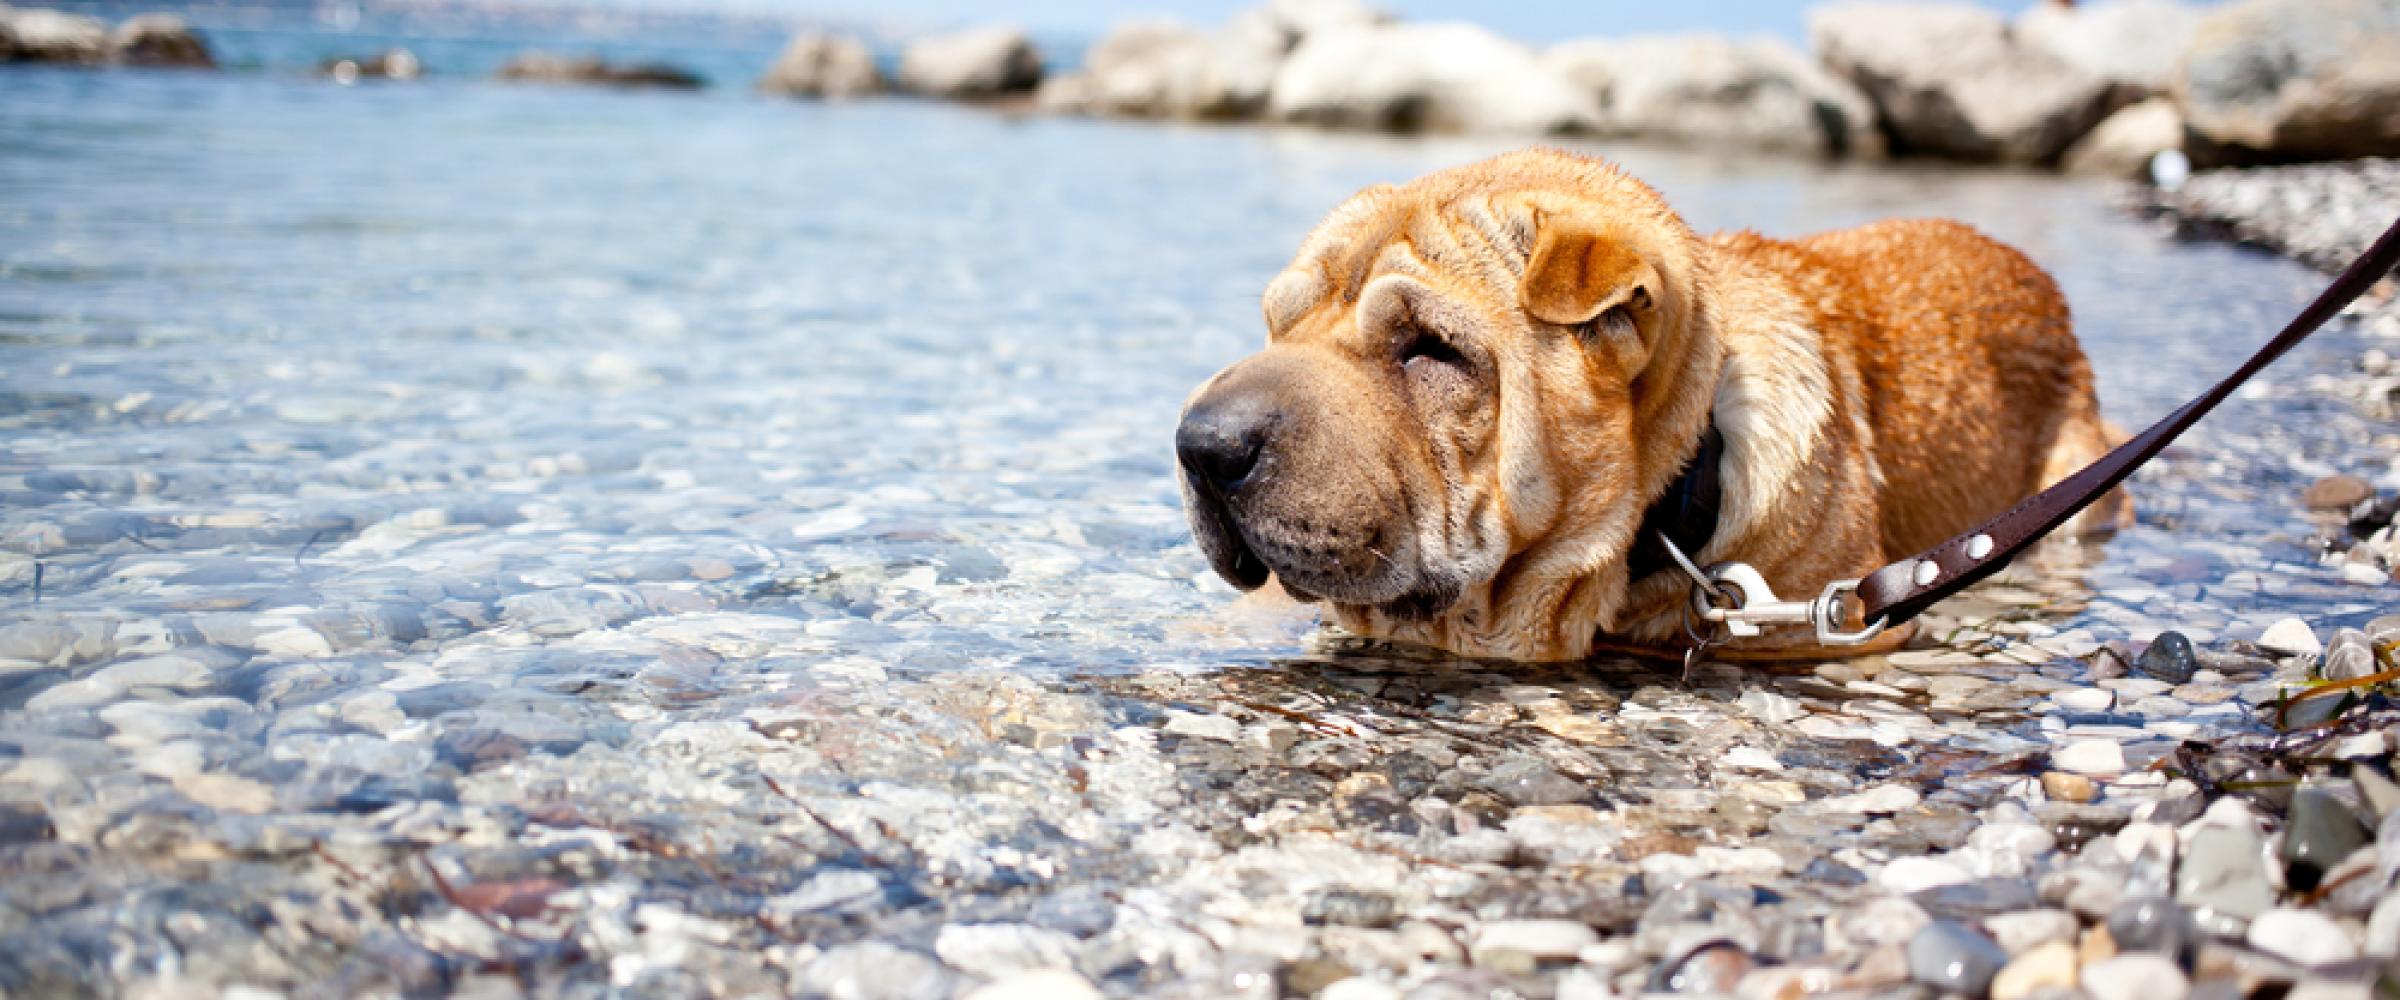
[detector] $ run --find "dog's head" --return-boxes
[1176,148,1723,658]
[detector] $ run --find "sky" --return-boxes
[779,0,2043,42]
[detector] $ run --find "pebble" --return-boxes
[1989,939,2078,1000]
[1879,856,1973,893]
[1162,711,1239,742]
[2178,814,2277,921]
[2056,688,2116,712]
[2135,631,2199,683]
[2104,897,2192,958]
[799,942,955,1000]
[1821,784,1921,815]
[1646,940,1755,994]
[2319,629,2379,681]
[2053,739,2127,775]
[2248,907,2361,966]
[2081,954,2188,1000]
[2042,772,2097,803]
[932,923,1080,979]
[1468,920,1596,973]
[1735,690,1801,725]
[1906,920,2007,996]
[1984,909,2080,954]
[2303,474,2374,510]
[963,970,1104,1000]
[2257,618,2323,657]
[2282,786,2371,892]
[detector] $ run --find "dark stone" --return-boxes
[2135,631,2199,684]
[1905,920,2007,996]
[2106,896,2194,959]
[1302,888,1400,928]
[2281,785,2370,892]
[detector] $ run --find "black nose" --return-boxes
[1176,391,1277,495]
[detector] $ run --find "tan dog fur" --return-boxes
[1177,147,2123,661]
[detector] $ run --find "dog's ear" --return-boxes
[1262,269,1325,338]
[1520,216,1659,329]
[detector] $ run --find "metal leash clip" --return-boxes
[1659,533,1890,646]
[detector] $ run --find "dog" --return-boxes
[1175,147,2125,662]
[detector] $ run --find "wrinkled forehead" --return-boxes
[1267,191,1538,338]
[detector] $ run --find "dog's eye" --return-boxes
[1397,328,1468,370]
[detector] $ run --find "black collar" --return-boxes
[1624,417,1724,586]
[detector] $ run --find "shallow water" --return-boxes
[1,66,2393,994]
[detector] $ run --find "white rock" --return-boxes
[2055,687,2116,712]
[1878,855,1973,892]
[758,32,884,98]
[2246,907,2361,966]
[1266,22,1598,134]
[1696,845,1785,875]
[1736,689,1802,725]
[933,923,1082,979]
[2081,954,2189,1000]
[898,25,1043,99]
[2366,892,2400,959]
[2257,618,2322,657]
[1163,711,1240,742]
[2052,738,2127,775]
[963,969,1103,1000]
[1810,1,2125,163]
[1540,33,1880,156]
[1983,909,2081,954]
[1822,784,1921,814]
[2014,0,2203,92]
[1319,978,1403,1000]
[1469,919,1598,971]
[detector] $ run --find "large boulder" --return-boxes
[1266,22,1599,134]
[2015,0,2203,95]
[1543,34,1881,157]
[758,32,882,98]
[2063,96,2186,176]
[1037,18,1281,119]
[1224,0,1389,52]
[1811,2,2128,163]
[495,52,703,90]
[2176,0,2400,162]
[109,13,212,68]
[897,25,1042,99]
[1,7,107,64]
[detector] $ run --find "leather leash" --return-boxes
[1684,213,2400,646]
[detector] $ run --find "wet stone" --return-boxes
[2105,897,2193,959]
[2136,631,2199,684]
[1647,939,1754,995]
[2319,629,2378,681]
[2177,818,2276,921]
[1907,920,2007,996]
[2283,785,2371,892]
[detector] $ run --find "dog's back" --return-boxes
[1719,219,2124,556]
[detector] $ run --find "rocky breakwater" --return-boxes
[493,52,704,91]
[787,0,2400,176]
[0,6,213,68]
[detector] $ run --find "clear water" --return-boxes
[0,61,2392,992]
